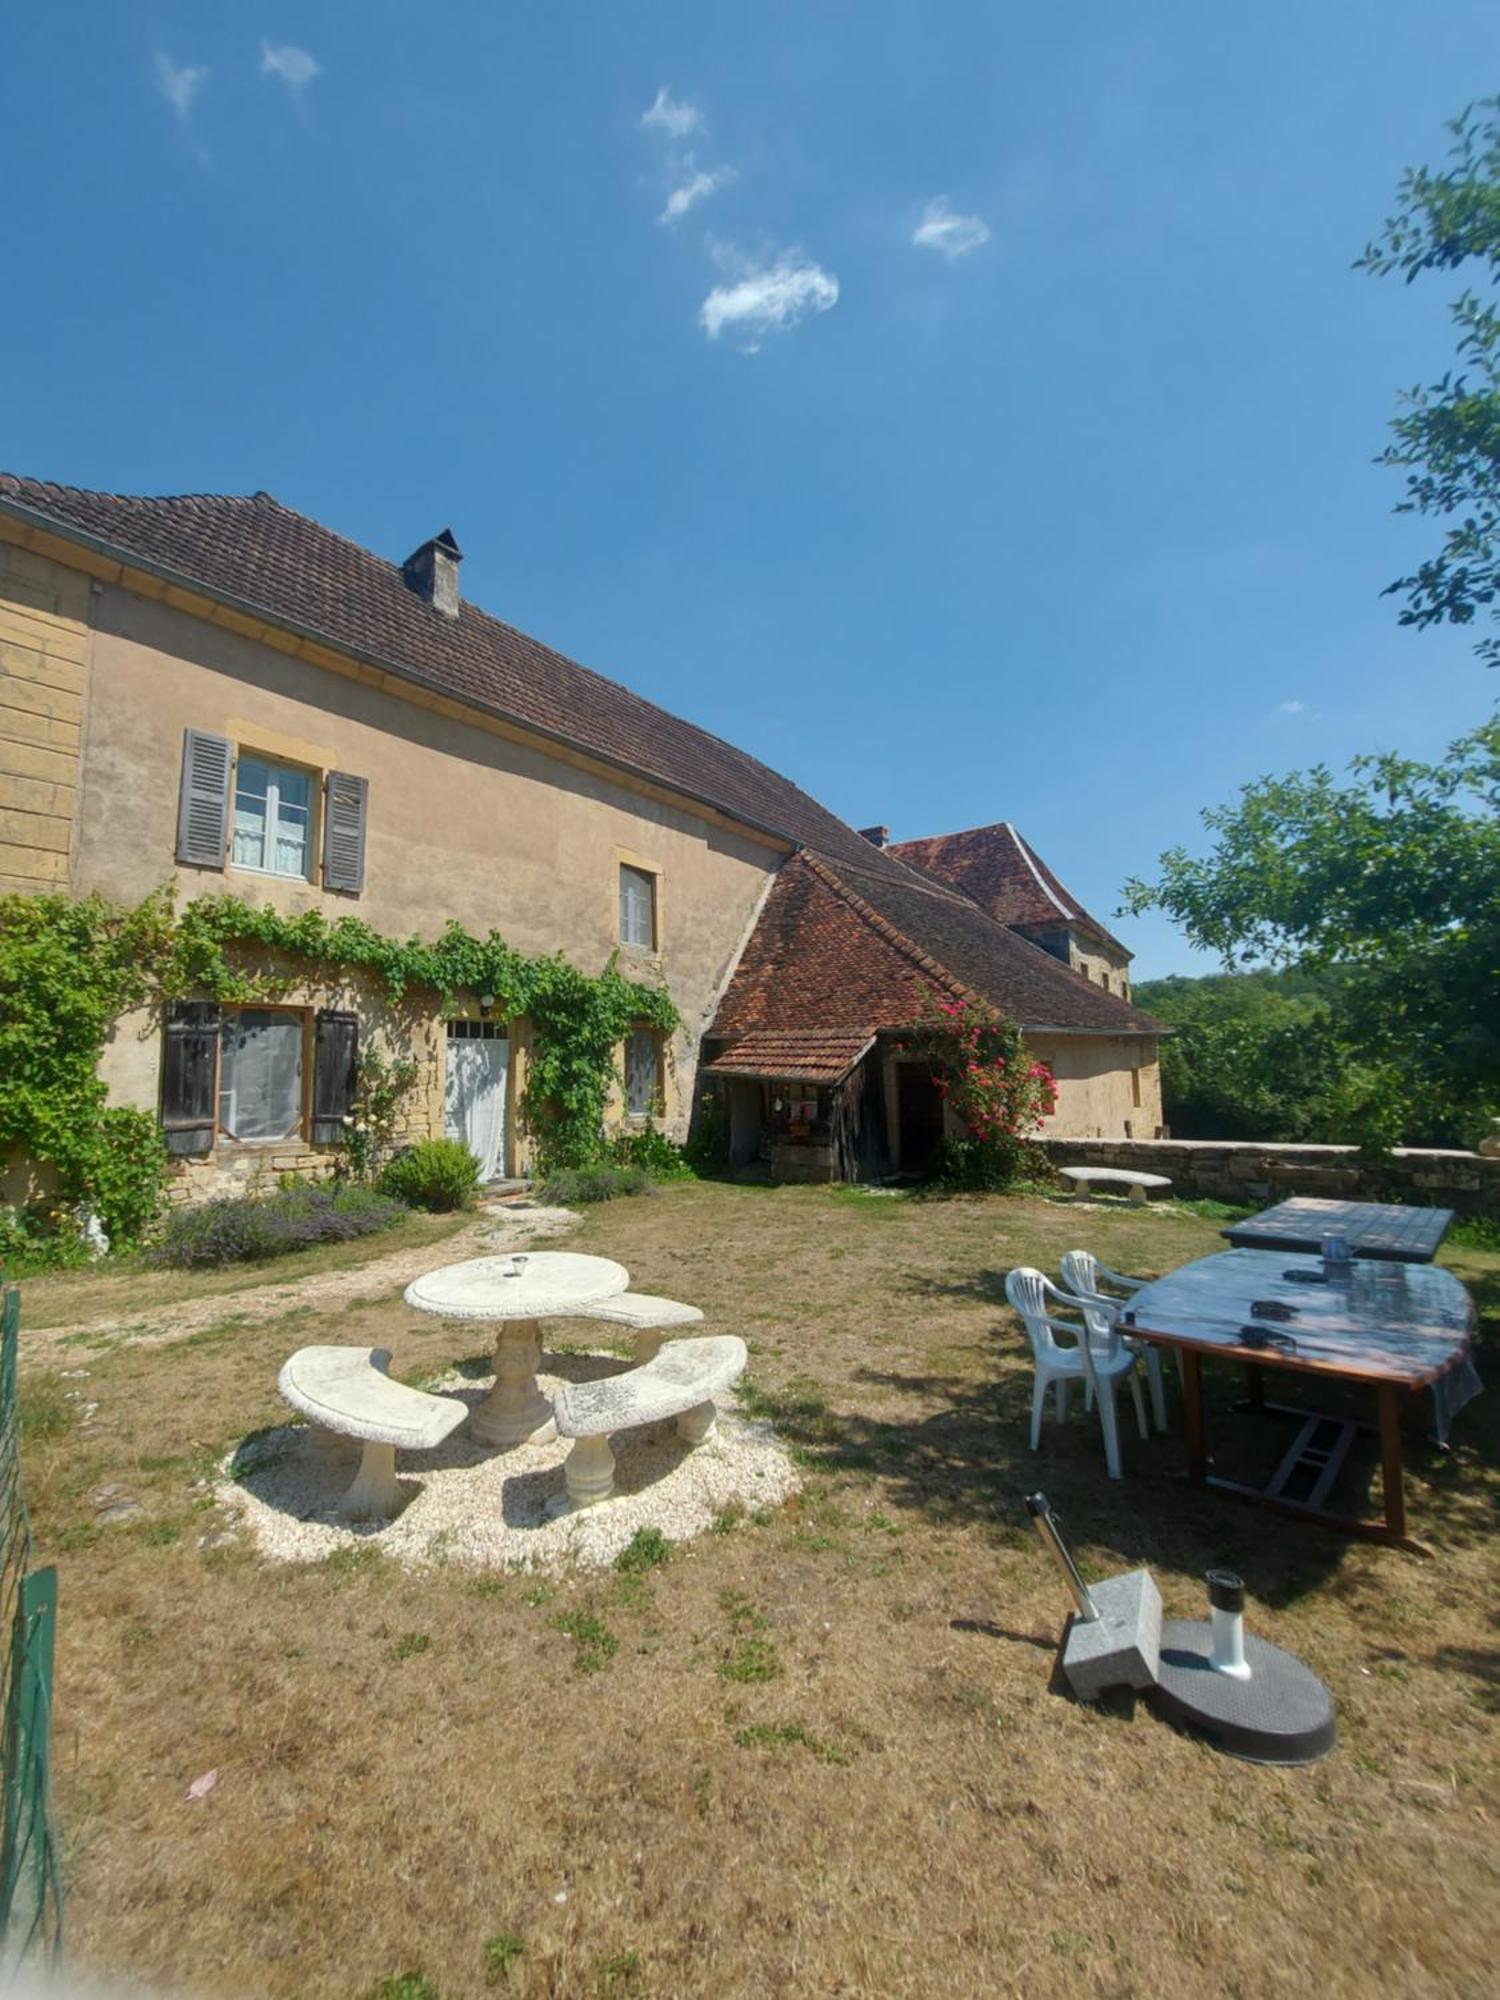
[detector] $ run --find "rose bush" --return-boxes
[897,989,1057,1189]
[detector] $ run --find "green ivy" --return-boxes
[0,886,679,1249]
[0,892,172,1250]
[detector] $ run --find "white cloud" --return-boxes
[912,197,991,260]
[154,53,207,118]
[699,248,839,349]
[1273,698,1307,716]
[660,165,734,225]
[261,42,321,93]
[641,86,701,138]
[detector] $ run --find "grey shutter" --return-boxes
[160,1002,220,1156]
[322,771,368,894]
[312,1011,358,1145]
[175,730,231,868]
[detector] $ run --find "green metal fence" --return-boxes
[0,1283,62,1970]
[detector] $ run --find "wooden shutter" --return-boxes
[312,1010,358,1145]
[175,730,231,868]
[160,1002,221,1156]
[322,771,368,894]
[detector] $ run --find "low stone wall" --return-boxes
[1038,1137,1500,1220]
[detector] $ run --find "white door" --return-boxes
[444,1022,509,1182]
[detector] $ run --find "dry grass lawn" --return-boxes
[15,1181,1500,1999]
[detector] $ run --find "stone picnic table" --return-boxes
[404,1251,629,1447]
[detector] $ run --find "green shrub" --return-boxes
[606,1123,694,1181]
[928,1134,1045,1193]
[90,1106,172,1245]
[538,1163,656,1205]
[0,1205,92,1278]
[615,1526,671,1573]
[378,1139,482,1211]
[1449,1213,1500,1252]
[149,1183,408,1268]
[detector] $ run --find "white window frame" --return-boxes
[232,753,314,881]
[618,864,657,951]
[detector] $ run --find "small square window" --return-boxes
[233,755,313,879]
[619,865,657,950]
[625,1028,662,1117]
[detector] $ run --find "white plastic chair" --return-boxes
[1004,1266,1148,1480]
[1061,1249,1170,1434]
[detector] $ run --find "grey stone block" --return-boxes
[1060,1569,1162,1702]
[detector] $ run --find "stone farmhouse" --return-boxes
[0,475,1163,1196]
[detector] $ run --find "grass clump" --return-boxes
[484,1933,525,1979]
[19,1373,73,1444]
[363,1976,442,2000]
[553,1607,619,1674]
[149,1183,407,1268]
[734,1719,849,1765]
[718,1636,780,1684]
[596,1951,643,1996]
[389,1631,431,1661]
[614,1525,670,1574]
[378,1139,482,1211]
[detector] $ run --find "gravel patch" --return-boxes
[217,1351,799,1572]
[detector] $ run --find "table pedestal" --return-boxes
[471,1319,556,1448]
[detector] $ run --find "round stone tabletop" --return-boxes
[404,1251,630,1323]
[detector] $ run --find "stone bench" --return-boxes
[1059,1165,1173,1205]
[552,1334,748,1509]
[278,1345,468,1521]
[565,1291,705,1362]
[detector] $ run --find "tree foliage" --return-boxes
[1357,99,1500,665]
[1124,720,1500,1147]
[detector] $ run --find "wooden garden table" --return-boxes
[1122,1249,1477,1556]
[1222,1197,1453,1263]
[404,1251,629,1448]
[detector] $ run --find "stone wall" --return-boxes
[0,540,88,894]
[1038,1136,1500,1219]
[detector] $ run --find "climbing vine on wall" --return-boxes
[0,887,679,1255]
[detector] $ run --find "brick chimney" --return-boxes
[402,528,463,618]
[858,825,890,849]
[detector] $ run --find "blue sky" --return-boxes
[4,4,1496,976]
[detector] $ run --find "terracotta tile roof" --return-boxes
[888,821,1129,958]
[0,476,1158,1037]
[711,853,1162,1040]
[703,1029,875,1084]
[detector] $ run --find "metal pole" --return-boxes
[1025,1493,1100,1622]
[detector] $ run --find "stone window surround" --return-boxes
[615,845,663,957]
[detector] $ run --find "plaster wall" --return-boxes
[74,582,782,1144]
[1027,1034,1162,1140]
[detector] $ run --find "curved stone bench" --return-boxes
[566,1292,705,1362]
[552,1334,748,1509]
[1059,1165,1172,1205]
[278,1345,469,1520]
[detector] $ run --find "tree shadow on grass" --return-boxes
[747,1309,1499,1609]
